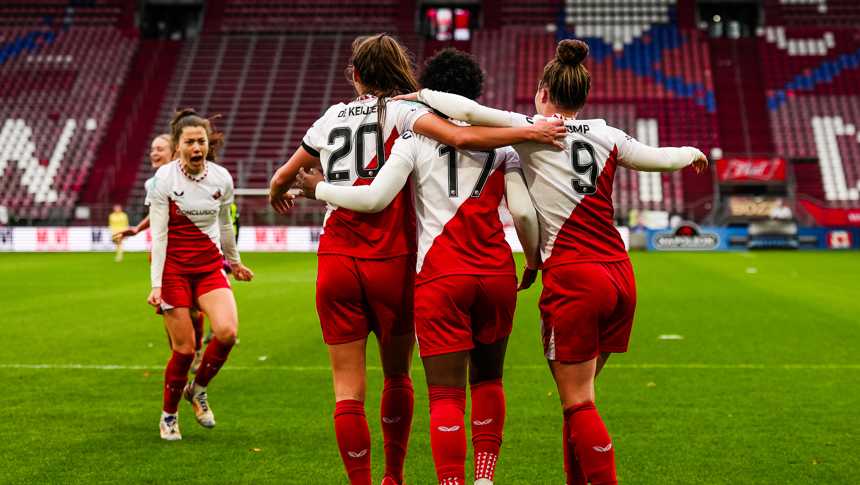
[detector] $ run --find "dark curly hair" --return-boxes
[419,48,484,101]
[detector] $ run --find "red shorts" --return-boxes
[316,254,416,345]
[160,269,231,312]
[539,260,636,362]
[414,274,516,358]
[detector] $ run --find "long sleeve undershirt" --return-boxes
[417,89,704,172]
[149,202,168,288]
[504,168,541,269]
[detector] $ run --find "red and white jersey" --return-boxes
[510,114,639,268]
[302,95,432,259]
[146,159,236,280]
[389,125,519,284]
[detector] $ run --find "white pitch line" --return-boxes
[1,363,858,371]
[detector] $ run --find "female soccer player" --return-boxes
[270,34,564,485]
[114,134,208,374]
[395,40,708,485]
[148,109,254,440]
[297,48,540,485]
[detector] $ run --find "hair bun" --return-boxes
[556,39,589,66]
[174,108,198,120]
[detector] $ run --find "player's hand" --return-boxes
[530,118,567,150]
[147,287,162,307]
[232,263,254,282]
[296,167,325,200]
[391,92,420,103]
[113,228,136,242]
[517,266,539,291]
[270,190,295,212]
[692,152,709,174]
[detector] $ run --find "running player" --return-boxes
[296,48,541,485]
[148,109,254,440]
[269,34,564,485]
[108,205,128,261]
[114,134,208,374]
[395,40,708,485]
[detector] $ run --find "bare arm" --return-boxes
[113,215,150,241]
[412,112,565,151]
[270,146,321,212]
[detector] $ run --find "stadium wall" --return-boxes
[0,226,633,253]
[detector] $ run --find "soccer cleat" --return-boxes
[380,477,407,485]
[474,480,493,485]
[203,329,215,345]
[190,348,204,375]
[183,383,216,428]
[160,413,181,440]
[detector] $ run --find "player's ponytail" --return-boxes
[539,39,591,113]
[347,33,419,149]
[169,108,224,162]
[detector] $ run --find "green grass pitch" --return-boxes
[1,251,858,484]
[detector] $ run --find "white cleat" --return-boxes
[474,480,493,485]
[183,382,216,428]
[160,413,181,440]
[190,348,204,375]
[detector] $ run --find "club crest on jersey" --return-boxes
[212,189,222,200]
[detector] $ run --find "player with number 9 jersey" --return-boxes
[403,39,709,485]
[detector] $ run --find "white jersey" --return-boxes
[301,95,432,259]
[144,175,156,195]
[390,125,520,284]
[510,113,640,268]
[146,159,238,286]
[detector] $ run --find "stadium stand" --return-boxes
[0,26,137,221]
[220,1,398,34]
[759,21,860,204]
[473,1,717,218]
[0,0,136,29]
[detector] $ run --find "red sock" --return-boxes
[193,313,205,351]
[564,417,587,485]
[428,386,467,483]
[194,337,233,387]
[470,378,505,481]
[564,403,617,485]
[163,351,194,413]
[381,376,414,484]
[335,399,372,485]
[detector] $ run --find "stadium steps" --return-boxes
[734,38,775,157]
[201,0,229,35]
[80,38,181,207]
[708,38,749,157]
[793,161,827,202]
